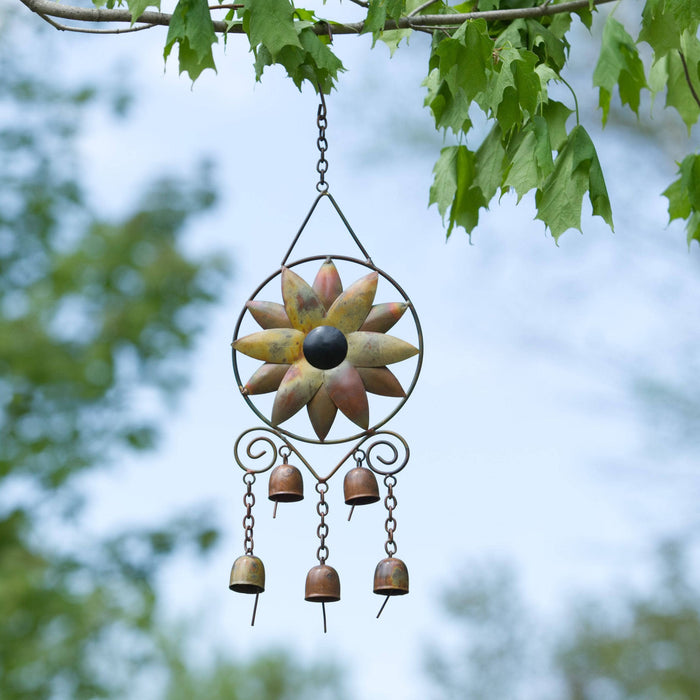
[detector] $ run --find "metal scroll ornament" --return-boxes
[229,91,423,632]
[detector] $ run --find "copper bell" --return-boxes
[269,463,303,517]
[229,554,265,626]
[229,554,265,594]
[373,557,408,618]
[343,467,379,520]
[305,563,340,633]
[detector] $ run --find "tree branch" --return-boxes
[18,0,617,36]
[679,50,700,111]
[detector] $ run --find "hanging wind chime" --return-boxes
[229,90,423,632]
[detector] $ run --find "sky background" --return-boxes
[30,3,700,697]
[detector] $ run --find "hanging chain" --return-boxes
[383,475,398,557]
[242,472,256,555]
[315,481,330,563]
[354,448,366,468]
[316,91,329,193]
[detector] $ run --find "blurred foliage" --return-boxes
[427,541,700,700]
[0,9,348,700]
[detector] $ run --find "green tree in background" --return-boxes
[426,541,700,700]
[0,10,348,699]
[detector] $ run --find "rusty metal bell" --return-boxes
[268,463,304,503]
[304,564,341,602]
[373,556,409,596]
[229,554,265,594]
[343,466,380,506]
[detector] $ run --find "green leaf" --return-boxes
[429,145,487,238]
[364,0,407,40]
[665,32,700,131]
[663,153,700,246]
[504,116,554,200]
[640,0,682,59]
[593,17,647,125]
[242,0,301,59]
[164,0,217,81]
[541,100,573,151]
[126,0,159,22]
[535,125,613,240]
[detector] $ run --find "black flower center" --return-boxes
[303,326,348,370]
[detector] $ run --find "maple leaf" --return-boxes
[164,0,217,81]
[593,16,647,125]
[535,125,613,241]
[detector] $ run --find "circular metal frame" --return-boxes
[232,253,424,445]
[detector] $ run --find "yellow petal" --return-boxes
[307,383,337,441]
[359,302,408,333]
[281,267,325,333]
[246,301,291,329]
[312,259,343,311]
[356,367,406,397]
[233,329,304,363]
[325,271,378,334]
[271,360,323,425]
[244,363,290,395]
[346,332,419,367]
[325,361,369,429]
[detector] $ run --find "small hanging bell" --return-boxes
[229,554,266,594]
[229,554,265,626]
[268,463,304,517]
[343,467,379,520]
[305,563,340,633]
[373,556,408,618]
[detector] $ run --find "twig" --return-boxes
[37,12,156,33]
[209,3,243,9]
[679,50,700,111]
[348,0,370,7]
[17,0,618,36]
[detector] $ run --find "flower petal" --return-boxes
[246,300,291,329]
[243,363,290,395]
[281,267,325,332]
[325,271,378,334]
[359,302,408,333]
[356,367,406,397]
[233,329,304,363]
[271,360,323,425]
[307,383,337,441]
[312,259,343,311]
[346,332,419,367]
[325,361,369,429]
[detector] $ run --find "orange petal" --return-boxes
[359,302,408,333]
[346,332,419,367]
[281,267,325,333]
[312,259,343,311]
[244,363,290,395]
[246,301,291,329]
[307,384,337,441]
[271,360,323,425]
[325,361,369,429]
[356,367,406,397]
[233,329,304,363]
[325,271,378,334]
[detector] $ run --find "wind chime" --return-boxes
[229,90,423,631]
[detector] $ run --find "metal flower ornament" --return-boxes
[229,91,424,632]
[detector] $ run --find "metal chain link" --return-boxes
[316,92,329,193]
[383,475,398,557]
[315,481,330,563]
[242,472,256,555]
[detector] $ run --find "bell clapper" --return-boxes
[347,505,355,521]
[322,601,328,634]
[376,595,390,619]
[273,501,278,519]
[251,592,260,626]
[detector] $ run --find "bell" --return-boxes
[229,554,265,594]
[305,563,340,634]
[343,467,380,506]
[268,463,304,517]
[304,564,341,602]
[373,556,409,596]
[229,554,265,626]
